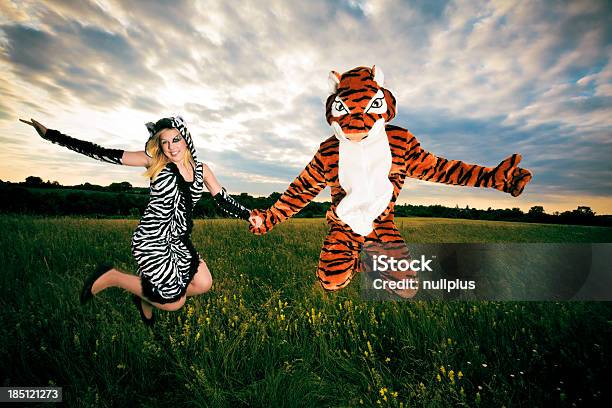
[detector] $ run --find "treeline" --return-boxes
[394,203,611,226]
[0,177,610,226]
[0,178,326,219]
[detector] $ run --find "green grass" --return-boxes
[394,217,612,242]
[0,215,611,407]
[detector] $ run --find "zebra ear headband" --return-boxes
[144,122,157,157]
[145,122,157,138]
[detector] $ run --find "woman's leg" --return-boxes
[90,268,186,312]
[186,260,213,297]
[139,261,211,318]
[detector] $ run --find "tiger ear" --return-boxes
[328,71,341,94]
[372,65,384,87]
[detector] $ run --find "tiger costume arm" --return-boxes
[404,132,532,197]
[249,146,327,235]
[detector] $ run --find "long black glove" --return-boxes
[213,187,251,220]
[44,129,124,165]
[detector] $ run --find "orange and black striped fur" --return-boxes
[250,66,532,296]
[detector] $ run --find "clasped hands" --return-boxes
[248,212,264,230]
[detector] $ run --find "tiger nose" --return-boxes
[348,114,365,128]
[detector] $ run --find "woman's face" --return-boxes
[159,128,187,163]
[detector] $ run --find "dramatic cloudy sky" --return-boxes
[1,0,610,213]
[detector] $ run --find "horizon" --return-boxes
[1,1,611,214]
[4,175,609,216]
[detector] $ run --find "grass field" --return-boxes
[1,215,611,407]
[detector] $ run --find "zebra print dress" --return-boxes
[130,116,207,304]
[131,161,205,303]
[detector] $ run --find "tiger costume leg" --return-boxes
[368,218,417,299]
[317,217,417,298]
[316,227,364,291]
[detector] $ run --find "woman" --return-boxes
[21,116,257,326]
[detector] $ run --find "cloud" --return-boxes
[130,95,166,112]
[0,0,610,213]
[1,24,57,72]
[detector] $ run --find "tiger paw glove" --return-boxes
[248,208,281,235]
[213,187,251,220]
[44,129,124,164]
[490,154,533,197]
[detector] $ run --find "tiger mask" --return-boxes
[325,66,397,140]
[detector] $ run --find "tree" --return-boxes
[575,206,595,217]
[25,176,43,186]
[528,206,545,217]
[108,181,133,192]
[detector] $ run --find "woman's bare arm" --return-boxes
[202,163,222,196]
[121,151,151,167]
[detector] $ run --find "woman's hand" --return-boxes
[20,118,48,139]
[249,209,274,235]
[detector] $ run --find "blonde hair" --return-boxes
[144,129,194,180]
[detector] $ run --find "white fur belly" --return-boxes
[334,120,393,236]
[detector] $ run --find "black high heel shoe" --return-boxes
[80,262,113,305]
[131,295,155,327]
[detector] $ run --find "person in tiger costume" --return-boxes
[249,66,532,297]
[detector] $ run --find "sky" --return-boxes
[0,0,611,214]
